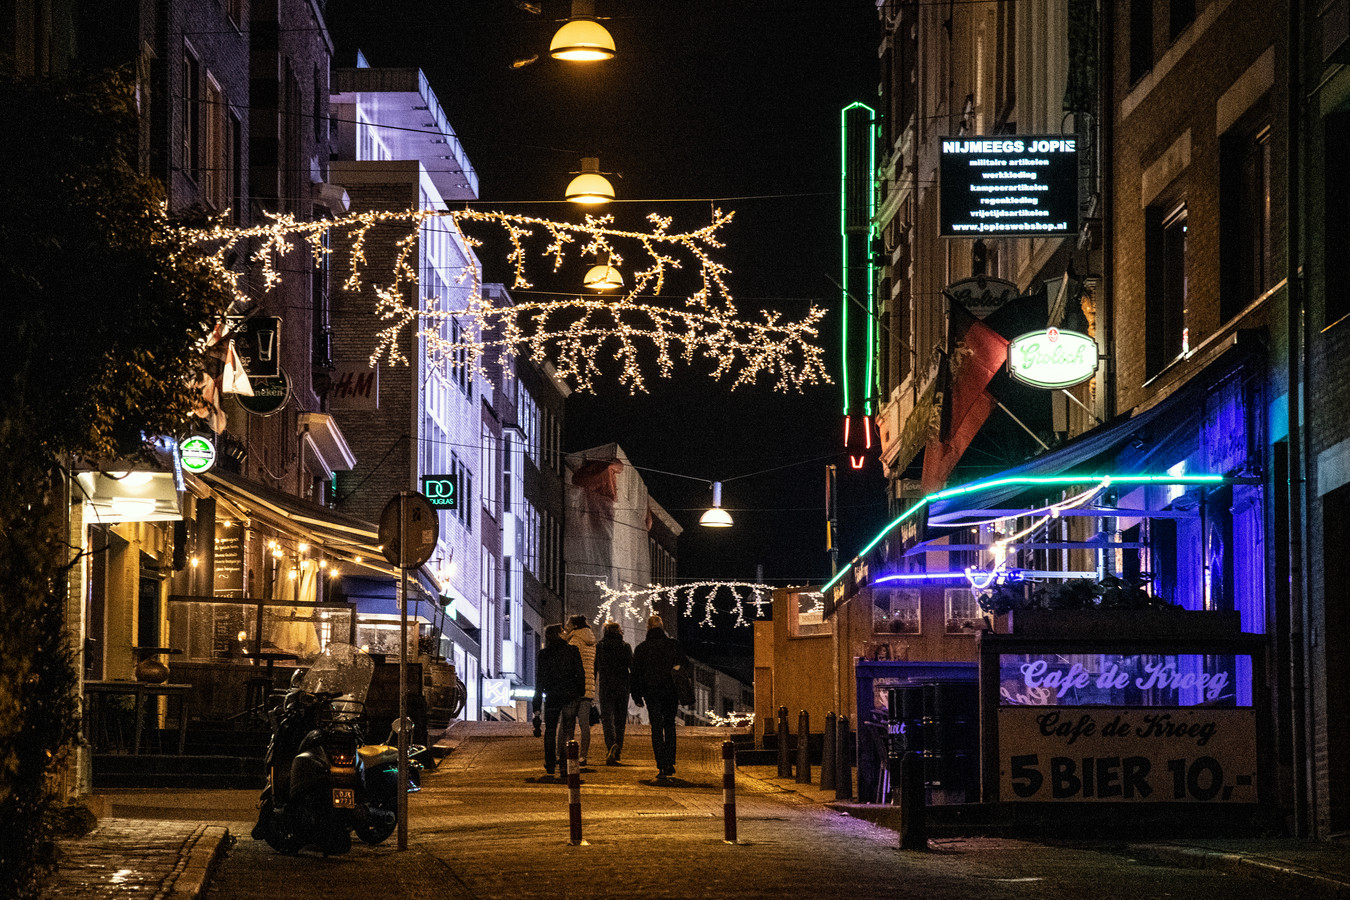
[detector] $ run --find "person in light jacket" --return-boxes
[562,615,597,765]
[594,620,633,764]
[630,613,687,780]
[531,624,585,777]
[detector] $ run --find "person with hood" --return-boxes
[531,623,585,777]
[594,620,633,764]
[562,614,598,764]
[630,613,687,780]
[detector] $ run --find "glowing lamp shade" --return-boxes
[583,259,623,291]
[700,481,734,527]
[550,2,615,62]
[566,157,615,204]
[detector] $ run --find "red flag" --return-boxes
[921,302,1009,494]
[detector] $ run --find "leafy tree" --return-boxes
[0,70,231,897]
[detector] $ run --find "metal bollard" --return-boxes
[898,750,927,850]
[834,714,853,800]
[795,710,811,784]
[722,741,738,844]
[567,739,583,845]
[820,712,837,792]
[776,706,792,778]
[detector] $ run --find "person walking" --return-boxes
[630,613,687,780]
[594,620,633,765]
[531,623,585,778]
[562,615,598,765]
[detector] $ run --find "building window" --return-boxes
[1169,0,1195,41]
[225,0,244,27]
[181,48,201,182]
[227,111,243,224]
[481,423,498,519]
[1145,202,1188,377]
[791,592,830,637]
[203,75,226,209]
[1220,121,1272,321]
[945,588,980,634]
[874,588,921,634]
[1325,109,1350,328]
[1129,0,1153,84]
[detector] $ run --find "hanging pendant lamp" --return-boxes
[699,481,733,527]
[550,0,615,61]
[565,157,615,204]
[582,251,623,291]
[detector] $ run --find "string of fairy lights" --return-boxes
[177,207,830,394]
[594,580,774,629]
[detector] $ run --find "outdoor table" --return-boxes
[83,680,192,754]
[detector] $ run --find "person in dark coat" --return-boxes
[630,613,687,780]
[594,620,633,765]
[531,623,586,776]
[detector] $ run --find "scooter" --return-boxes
[253,643,407,854]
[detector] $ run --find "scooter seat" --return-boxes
[358,744,398,767]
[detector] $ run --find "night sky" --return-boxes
[324,2,889,661]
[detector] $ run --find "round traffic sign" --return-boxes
[378,492,439,569]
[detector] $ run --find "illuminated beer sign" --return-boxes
[939,135,1079,237]
[179,435,217,474]
[1007,327,1098,388]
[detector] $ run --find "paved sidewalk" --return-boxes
[739,762,1350,898]
[43,723,1350,898]
[42,819,230,899]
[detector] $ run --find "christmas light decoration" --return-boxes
[178,207,830,394]
[707,711,755,728]
[594,580,773,629]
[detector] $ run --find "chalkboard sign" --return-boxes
[214,527,244,597]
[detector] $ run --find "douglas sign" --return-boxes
[1007,327,1098,388]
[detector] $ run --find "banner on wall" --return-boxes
[998,706,1257,803]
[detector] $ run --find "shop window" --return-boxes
[873,588,921,635]
[1145,202,1188,377]
[1220,119,1272,320]
[945,588,980,634]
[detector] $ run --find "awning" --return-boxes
[924,384,1204,524]
[821,374,1228,596]
[201,471,402,579]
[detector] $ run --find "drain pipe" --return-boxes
[1285,0,1312,837]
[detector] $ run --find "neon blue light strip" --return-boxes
[873,572,972,584]
[819,473,1228,594]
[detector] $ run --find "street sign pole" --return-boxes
[397,492,409,851]
[379,490,437,854]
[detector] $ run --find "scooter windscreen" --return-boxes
[297,642,375,706]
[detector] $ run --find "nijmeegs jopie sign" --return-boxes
[939,135,1079,238]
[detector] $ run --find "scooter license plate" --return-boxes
[332,788,355,809]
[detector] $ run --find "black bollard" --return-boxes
[820,712,837,792]
[898,750,927,850]
[795,710,811,784]
[834,714,853,800]
[887,744,904,805]
[776,706,792,778]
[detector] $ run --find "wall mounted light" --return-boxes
[565,157,615,204]
[550,0,615,61]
